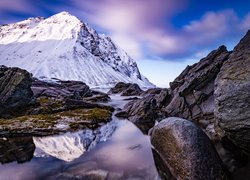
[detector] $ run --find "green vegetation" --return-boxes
[0,107,112,133]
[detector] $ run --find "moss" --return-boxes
[81,108,112,122]
[69,122,80,131]
[38,97,64,109]
[0,107,112,133]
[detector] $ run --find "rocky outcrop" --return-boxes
[32,79,92,99]
[0,66,33,118]
[108,82,143,96]
[0,67,114,136]
[215,30,250,155]
[121,83,143,96]
[163,46,230,138]
[151,117,227,180]
[116,88,171,133]
[140,88,162,97]
[116,95,159,133]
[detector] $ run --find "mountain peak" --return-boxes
[50,11,80,22]
[0,12,154,88]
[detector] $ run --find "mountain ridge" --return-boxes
[0,11,154,88]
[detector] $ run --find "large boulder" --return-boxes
[215,30,250,154]
[0,66,33,117]
[163,46,230,138]
[150,117,227,179]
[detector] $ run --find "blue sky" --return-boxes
[1,0,250,87]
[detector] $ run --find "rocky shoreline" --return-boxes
[1,31,250,179]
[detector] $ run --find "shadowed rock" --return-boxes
[215,30,250,155]
[0,66,33,118]
[163,46,231,138]
[0,137,35,164]
[108,82,143,96]
[151,117,228,180]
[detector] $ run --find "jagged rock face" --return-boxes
[0,66,33,117]
[163,46,230,137]
[151,117,227,180]
[215,30,250,154]
[0,12,153,88]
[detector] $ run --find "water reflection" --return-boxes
[0,136,35,164]
[0,120,159,179]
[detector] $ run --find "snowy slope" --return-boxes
[33,120,117,162]
[0,11,154,88]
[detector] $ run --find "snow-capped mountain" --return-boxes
[0,11,154,88]
[33,120,118,162]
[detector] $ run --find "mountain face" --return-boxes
[0,11,153,88]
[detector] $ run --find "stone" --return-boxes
[140,88,162,97]
[108,82,143,96]
[115,95,159,133]
[120,83,143,96]
[108,82,130,94]
[215,30,250,154]
[0,66,33,117]
[32,79,92,99]
[163,46,230,138]
[151,117,228,180]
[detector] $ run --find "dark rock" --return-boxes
[117,88,171,133]
[108,82,130,94]
[115,95,159,133]
[83,94,110,103]
[108,82,143,96]
[32,79,92,99]
[65,99,114,112]
[123,97,140,101]
[151,117,228,180]
[140,88,162,97]
[163,46,231,138]
[0,66,33,117]
[215,30,250,155]
[120,83,143,96]
[0,136,35,164]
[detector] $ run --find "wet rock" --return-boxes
[32,79,92,99]
[0,66,33,118]
[64,99,114,112]
[163,46,230,138]
[108,82,130,94]
[116,95,159,133]
[117,88,171,133]
[151,117,228,180]
[215,30,250,154]
[140,88,162,97]
[120,83,143,96]
[83,94,110,103]
[0,136,35,164]
[108,82,143,96]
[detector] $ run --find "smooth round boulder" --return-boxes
[150,117,227,180]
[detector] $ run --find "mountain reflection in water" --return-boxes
[0,120,159,180]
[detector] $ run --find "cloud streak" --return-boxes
[0,0,249,60]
